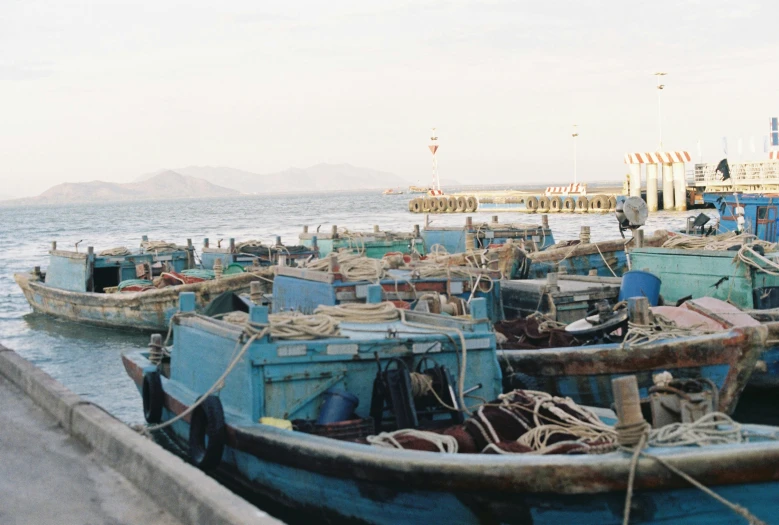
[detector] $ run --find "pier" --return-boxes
[0,345,280,525]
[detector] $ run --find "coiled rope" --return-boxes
[618,413,771,525]
[619,313,713,349]
[99,247,131,256]
[314,302,399,323]
[305,252,386,281]
[662,232,776,252]
[141,240,179,252]
[366,429,459,453]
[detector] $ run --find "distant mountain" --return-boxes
[6,170,238,205]
[170,163,410,194]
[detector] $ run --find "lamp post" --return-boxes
[654,72,666,150]
[572,124,579,184]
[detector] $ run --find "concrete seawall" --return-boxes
[0,344,281,525]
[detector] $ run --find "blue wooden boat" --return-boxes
[199,236,318,270]
[496,299,770,413]
[271,260,503,323]
[14,239,274,331]
[631,240,779,387]
[123,292,779,524]
[523,230,671,279]
[298,225,424,258]
[703,193,779,241]
[421,216,556,254]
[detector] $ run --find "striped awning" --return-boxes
[624,151,691,164]
[770,151,779,160]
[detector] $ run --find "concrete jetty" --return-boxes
[0,344,281,525]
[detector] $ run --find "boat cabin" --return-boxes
[199,237,318,270]
[422,217,555,254]
[298,226,424,258]
[703,193,779,242]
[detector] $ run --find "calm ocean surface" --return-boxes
[0,192,762,427]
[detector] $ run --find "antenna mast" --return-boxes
[429,128,439,190]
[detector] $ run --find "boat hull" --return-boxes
[498,325,769,414]
[123,353,779,525]
[14,270,272,331]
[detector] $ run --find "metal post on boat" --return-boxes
[250,282,263,304]
[373,225,380,233]
[612,376,645,429]
[627,296,652,325]
[635,229,645,248]
[229,238,235,253]
[327,254,337,274]
[33,266,40,277]
[465,217,473,229]
[541,214,549,229]
[413,224,420,238]
[491,215,499,224]
[149,334,163,365]
[303,225,309,234]
[312,235,318,251]
[546,272,560,293]
[366,284,383,304]
[275,236,282,247]
[331,225,338,239]
[579,226,591,244]
[50,241,56,252]
[203,238,209,248]
[87,246,94,256]
[142,235,149,242]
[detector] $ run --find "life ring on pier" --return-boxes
[525,196,539,212]
[465,196,478,212]
[456,196,467,212]
[608,196,618,210]
[436,197,448,213]
[189,395,226,471]
[537,196,551,212]
[446,196,458,212]
[589,194,608,211]
[562,197,576,212]
[142,371,164,424]
[548,196,563,213]
[576,196,589,212]
[410,198,423,213]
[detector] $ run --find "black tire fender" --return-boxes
[562,197,576,211]
[576,196,589,211]
[446,196,458,212]
[142,371,164,424]
[526,196,539,211]
[549,196,563,212]
[189,395,226,471]
[456,196,467,212]
[465,196,478,212]
[537,196,551,212]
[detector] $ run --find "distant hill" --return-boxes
[5,170,238,205]
[169,163,411,194]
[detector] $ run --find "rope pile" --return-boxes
[305,252,387,281]
[314,302,399,323]
[99,247,131,256]
[140,240,179,252]
[619,313,713,349]
[662,232,776,252]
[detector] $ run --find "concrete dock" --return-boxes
[0,345,281,525]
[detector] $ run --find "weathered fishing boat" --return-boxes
[421,215,555,255]
[703,193,779,241]
[14,240,274,331]
[497,297,771,413]
[298,225,424,258]
[123,293,779,524]
[271,252,504,322]
[630,234,779,387]
[523,229,671,279]
[199,236,317,270]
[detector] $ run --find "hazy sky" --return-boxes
[1,0,777,197]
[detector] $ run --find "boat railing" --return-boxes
[693,160,779,186]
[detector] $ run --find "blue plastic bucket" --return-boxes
[619,270,661,306]
[316,388,359,425]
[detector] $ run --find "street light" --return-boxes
[572,124,579,184]
[654,72,667,150]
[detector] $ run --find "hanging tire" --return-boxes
[189,395,226,471]
[410,198,423,213]
[549,196,562,213]
[576,196,589,212]
[589,194,607,211]
[446,196,458,212]
[422,197,434,213]
[608,196,618,210]
[456,196,467,212]
[465,196,478,212]
[563,197,576,212]
[436,197,447,212]
[142,371,164,424]
[538,196,551,212]
[526,196,539,212]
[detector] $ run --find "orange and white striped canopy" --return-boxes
[624,151,691,164]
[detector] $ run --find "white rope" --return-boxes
[314,302,399,323]
[366,429,459,453]
[140,240,179,252]
[99,246,131,256]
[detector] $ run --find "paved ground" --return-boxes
[0,376,182,525]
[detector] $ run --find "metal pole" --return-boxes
[572,125,578,184]
[655,72,666,150]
